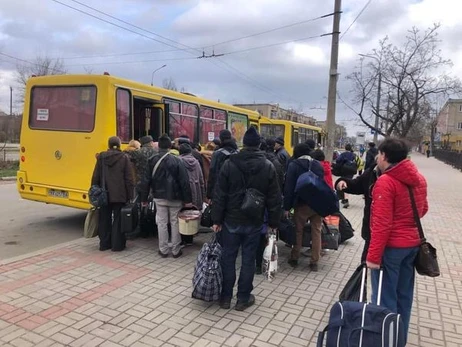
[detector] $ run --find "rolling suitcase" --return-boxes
[317,266,405,347]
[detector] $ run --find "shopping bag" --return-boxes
[84,208,99,238]
[262,230,278,281]
[339,263,367,302]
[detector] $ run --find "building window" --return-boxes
[458,122,462,130]
[456,140,461,147]
[459,105,462,112]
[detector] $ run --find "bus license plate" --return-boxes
[48,189,69,199]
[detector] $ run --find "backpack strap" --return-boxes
[152,152,170,179]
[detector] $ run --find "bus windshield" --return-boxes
[29,86,97,132]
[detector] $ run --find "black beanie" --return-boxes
[158,134,172,149]
[108,136,121,149]
[305,139,316,150]
[140,135,153,146]
[219,129,232,142]
[179,143,192,155]
[275,136,284,146]
[243,127,260,147]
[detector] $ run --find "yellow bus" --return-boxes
[17,73,265,209]
[259,119,323,156]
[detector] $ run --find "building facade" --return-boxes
[234,103,316,125]
[436,99,462,151]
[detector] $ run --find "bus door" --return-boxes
[139,103,169,141]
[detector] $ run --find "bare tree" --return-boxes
[16,55,67,99]
[347,24,462,138]
[162,77,178,91]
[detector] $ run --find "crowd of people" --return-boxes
[91,128,428,341]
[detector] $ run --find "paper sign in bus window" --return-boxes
[208,131,215,141]
[37,109,49,121]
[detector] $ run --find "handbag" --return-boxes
[84,208,99,238]
[233,161,266,219]
[89,156,108,208]
[408,187,440,277]
[201,203,213,227]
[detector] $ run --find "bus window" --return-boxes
[228,112,248,147]
[199,107,226,144]
[116,89,131,143]
[292,126,299,147]
[260,124,285,139]
[29,86,96,132]
[298,128,306,144]
[166,99,198,141]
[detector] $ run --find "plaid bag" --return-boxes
[192,234,223,302]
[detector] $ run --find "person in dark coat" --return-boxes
[140,134,193,258]
[260,139,284,189]
[335,143,357,208]
[177,135,204,175]
[274,136,290,170]
[365,142,378,170]
[212,127,281,311]
[335,165,380,262]
[283,143,325,271]
[91,136,135,252]
[206,129,238,201]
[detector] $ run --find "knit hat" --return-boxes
[158,134,172,149]
[178,135,190,145]
[179,143,192,155]
[305,139,316,150]
[108,136,121,149]
[140,135,153,146]
[219,129,232,142]
[275,136,284,146]
[243,127,261,147]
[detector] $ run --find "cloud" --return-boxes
[0,0,461,139]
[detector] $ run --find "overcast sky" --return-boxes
[1,0,461,138]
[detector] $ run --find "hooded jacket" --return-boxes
[275,147,290,170]
[367,159,428,265]
[283,156,324,211]
[140,149,192,203]
[206,139,238,199]
[179,154,205,209]
[212,147,282,228]
[91,149,134,203]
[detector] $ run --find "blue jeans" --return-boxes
[371,246,419,344]
[221,222,262,302]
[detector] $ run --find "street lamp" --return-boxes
[151,64,167,86]
[359,54,381,143]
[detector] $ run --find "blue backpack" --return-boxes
[294,160,339,217]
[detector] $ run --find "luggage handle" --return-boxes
[359,264,383,305]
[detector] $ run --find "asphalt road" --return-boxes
[0,181,85,260]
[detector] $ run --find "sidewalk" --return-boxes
[0,154,461,347]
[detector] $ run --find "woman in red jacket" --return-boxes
[367,138,428,344]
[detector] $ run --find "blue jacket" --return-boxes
[336,151,356,166]
[283,156,324,211]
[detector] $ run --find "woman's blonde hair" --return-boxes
[127,140,141,150]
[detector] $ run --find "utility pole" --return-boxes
[9,86,13,116]
[373,71,381,142]
[325,0,342,162]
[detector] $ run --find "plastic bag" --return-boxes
[262,230,278,281]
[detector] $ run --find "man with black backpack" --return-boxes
[212,127,281,311]
[206,129,238,201]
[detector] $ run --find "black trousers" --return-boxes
[256,234,267,269]
[361,238,370,263]
[98,202,126,251]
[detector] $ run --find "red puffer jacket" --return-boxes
[320,160,334,189]
[366,159,428,265]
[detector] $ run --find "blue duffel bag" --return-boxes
[317,267,405,347]
[294,160,339,217]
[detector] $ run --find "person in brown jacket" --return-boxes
[91,136,135,251]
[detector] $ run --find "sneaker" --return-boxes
[288,259,298,268]
[219,298,231,309]
[255,266,262,275]
[172,250,183,259]
[158,250,168,258]
[235,294,255,311]
[309,263,318,272]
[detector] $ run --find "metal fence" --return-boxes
[434,149,462,171]
[0,145,19,162]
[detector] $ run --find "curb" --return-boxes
[0,176,16,181]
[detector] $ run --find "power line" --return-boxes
[340,0,373,40]
[0,52,66,74]
[203,12,334,49]
[61,48,181,60]
[66,56,198,67]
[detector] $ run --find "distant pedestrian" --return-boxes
[365,142,378,170]
[212,127,281,311]
[91,136,134,252]
[426,149,430,158]
[274,136,290,170]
